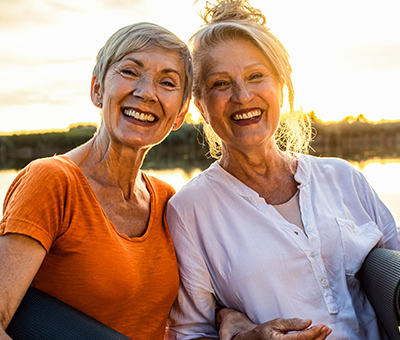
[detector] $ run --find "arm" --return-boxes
[166,204,220,338]
[0,233,46,339]
[166,203,331,340]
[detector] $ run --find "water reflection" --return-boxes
[356,160,400,226]
[147,159,400,226]
[1,158,399,226]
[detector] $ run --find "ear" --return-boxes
[194,99,209,124]
[91,77,102,108]
[172,103,190,131]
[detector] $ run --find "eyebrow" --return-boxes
[207,63,270,77]
[123,57,182,80]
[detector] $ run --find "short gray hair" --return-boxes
[93,22,193,110]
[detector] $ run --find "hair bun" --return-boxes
[200,0,266,26]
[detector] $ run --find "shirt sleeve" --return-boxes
[166,203,219,340]
[0,159,70,251]
[358,170,400,250]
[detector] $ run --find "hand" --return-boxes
[217,308,332,340]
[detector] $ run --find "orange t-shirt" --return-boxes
[0,155,179,339]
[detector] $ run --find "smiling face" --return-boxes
[92,48,187,149]
[195,39,283,154]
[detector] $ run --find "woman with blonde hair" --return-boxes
[166,1,400,339]
[0,22,192,340]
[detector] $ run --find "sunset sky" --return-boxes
[0,0,399,133]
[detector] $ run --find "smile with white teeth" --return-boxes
[123,109,156,122]
[232,109,262,121]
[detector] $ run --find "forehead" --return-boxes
[116,48,185,75]
[202,39,269,75]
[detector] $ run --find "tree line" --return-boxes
[1,113,400,171]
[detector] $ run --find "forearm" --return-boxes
[0,234,46,340]
[0,328,12,340]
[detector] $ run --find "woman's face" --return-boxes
[196,39,283,153]
[92,48,187,149]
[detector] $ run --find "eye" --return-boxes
[161,80,176,88]
[212,80,230,89]
[120,68,138,77]
[249,72,263,81]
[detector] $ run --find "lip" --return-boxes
[122,107,159,124]
[230,107,263,126]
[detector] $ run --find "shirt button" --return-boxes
[321,278,329,288]
[310,251,319,259]
[306,226,313,233]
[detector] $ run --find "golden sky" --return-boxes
[0,0,399,133]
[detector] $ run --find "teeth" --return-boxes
[232,109,262,121]
[123,109,155,122]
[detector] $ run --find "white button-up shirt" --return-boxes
[166,155,400,340]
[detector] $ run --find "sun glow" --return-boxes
[0,0,399,134]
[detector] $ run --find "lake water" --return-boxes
[1,158,399,226]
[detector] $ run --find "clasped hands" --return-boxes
[217,309,332,340]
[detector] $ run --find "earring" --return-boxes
[173,123,177,128]
[97,102,102,108]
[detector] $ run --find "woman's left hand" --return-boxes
[217,308,332,340]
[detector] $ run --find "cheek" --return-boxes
[160,92,185,117]
[204,92,229,114]
[104,75,133,99]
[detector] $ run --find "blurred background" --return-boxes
[1,0,399,224]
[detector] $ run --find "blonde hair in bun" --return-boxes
[201,0,266,25]
[192,0,311,158]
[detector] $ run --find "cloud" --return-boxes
[0,59,93,109]
[97,0,146,8]
[0,47,93,66]
[0,75,89,108]
[0,49,91,67]
[0,0,84,29]
[337,43,400,70]
[0,89,71,107]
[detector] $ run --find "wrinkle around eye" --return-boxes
[248,72,264,80]
[160,81,179,90]
[209,80,230,90]
[120,69,138,77]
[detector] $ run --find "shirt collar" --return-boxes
[294,153,311,188]
[205,154,311,198]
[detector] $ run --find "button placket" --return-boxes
[300,186,338,314]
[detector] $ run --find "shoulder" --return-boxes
[11,155,78,189]
[298,154,366,187]
[300,154,359,175]
[142,173,176,202]
[169,165,216,206]
[24,155,77,176]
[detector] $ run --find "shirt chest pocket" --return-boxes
[336,218,382,276]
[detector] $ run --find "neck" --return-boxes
[219,142,292,178]
[66,131,150,201]
[218,144,298,205]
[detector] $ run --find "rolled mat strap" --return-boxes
[358,247,400,340]
[6,286,131,340]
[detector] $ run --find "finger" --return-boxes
[272,318,312,332]
[318,326,332,340]
[285,324,332,340]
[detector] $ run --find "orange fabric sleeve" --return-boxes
[0,156,179,339]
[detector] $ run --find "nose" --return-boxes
[231,81,253,104]
[133,77,157,102]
